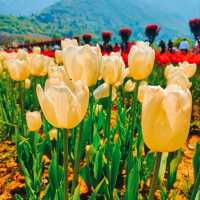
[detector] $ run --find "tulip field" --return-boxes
[0,39,200,200]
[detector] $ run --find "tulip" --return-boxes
[61,38,78,49]
[49,128,58,141]
[55,50,63,65]
[63,45,102,87]
[139,84,192,152]
[128,41,155,80]
[26,111,42,131]
[178,61,197,78]
[0,61,3,74]
[165,62,196,80]
[6,59,29,81]
[101,53,125,85]
[93,83,116,100]
[25,78,31,89]
[124,80,136,92]
[17,49,28,60]
[36,78,89,129]
[27,54,53,76]
[33,46,41,54]
[37,78,89,200]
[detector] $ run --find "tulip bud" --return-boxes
[26,111,42,131]
[124,79,136,92]
[101,53,125,85]
[93,83,117,101]
[24,78,31,89]
[128,41,155,80]
[6,59,29,81]
[55,50,63,65]
[140,84,192,152]
[33,46,41,54]
[49,128,58,141]
[178,61,197,78]
[95,104,103,116]
[36,78,89,129]
[17,49,28,60]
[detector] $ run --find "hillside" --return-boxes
[0,0,200,43]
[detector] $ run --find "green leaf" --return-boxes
[167,150,183,189]
[193,142,200,180]
[110,142,121,192]
[89,177,106,200]
[94,148,103,180]
[125,158,140,200]
[72,186,80,200]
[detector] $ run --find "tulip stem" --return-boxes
[148,152,162,200]
[71,120,84,194]
[19,81,25,136]
[64,129,69,200]
[106,85,112,137]
[190,167,200,200]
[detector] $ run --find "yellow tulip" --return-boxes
[26,111,42,131]
[6,59,29,81]
[27,54,53,76]
[165,62,196,80]
[101,53,125,85]
[61,38,78,49]
[36,78,89,129]
[33,46,41,54]
[124,79,136,92]
[63,45,102,87]
[139,84,192,152]
[0,61,3,74]
[128,41,155,80]
[93,83,116,100]
[55,50,63,65]
[25,78,31,89]
[178,61,196,78]
[49,128,58,141]
[17,49,28,60]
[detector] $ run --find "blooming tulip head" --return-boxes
[128,41,155,80]
[27,54,53,76]
[64,44,102,87]
[36,77,89,129]
[165,62,196,89]
[55,50,63,65]
[93,83,117,101]
[138,84,192,152]
[33,46,41,54]
[101,53,125,85]
[26,111,42,131]
[61,38,78,49]
[6,59,29,81]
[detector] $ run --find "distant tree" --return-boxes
[145,24,160,45]
[189,18,200,40]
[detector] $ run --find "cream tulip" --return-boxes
[33,46,41,54]
[139,84,192,152]
[64,45,102,87]
[55,50,63,65]
[128,41,155,80]
[124,80,136,92]
[61,38,78,49]
[178,61,196,78]
[49,128,58,141]
[6,59,29,81]
[17,49,28,60]
[26,111,42,131]
[93,83,117,101]
[101,53,125,85]
[165,62,196,80]
[25,78,31,89]
[27,54,51,76]
[36,78,89,129]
